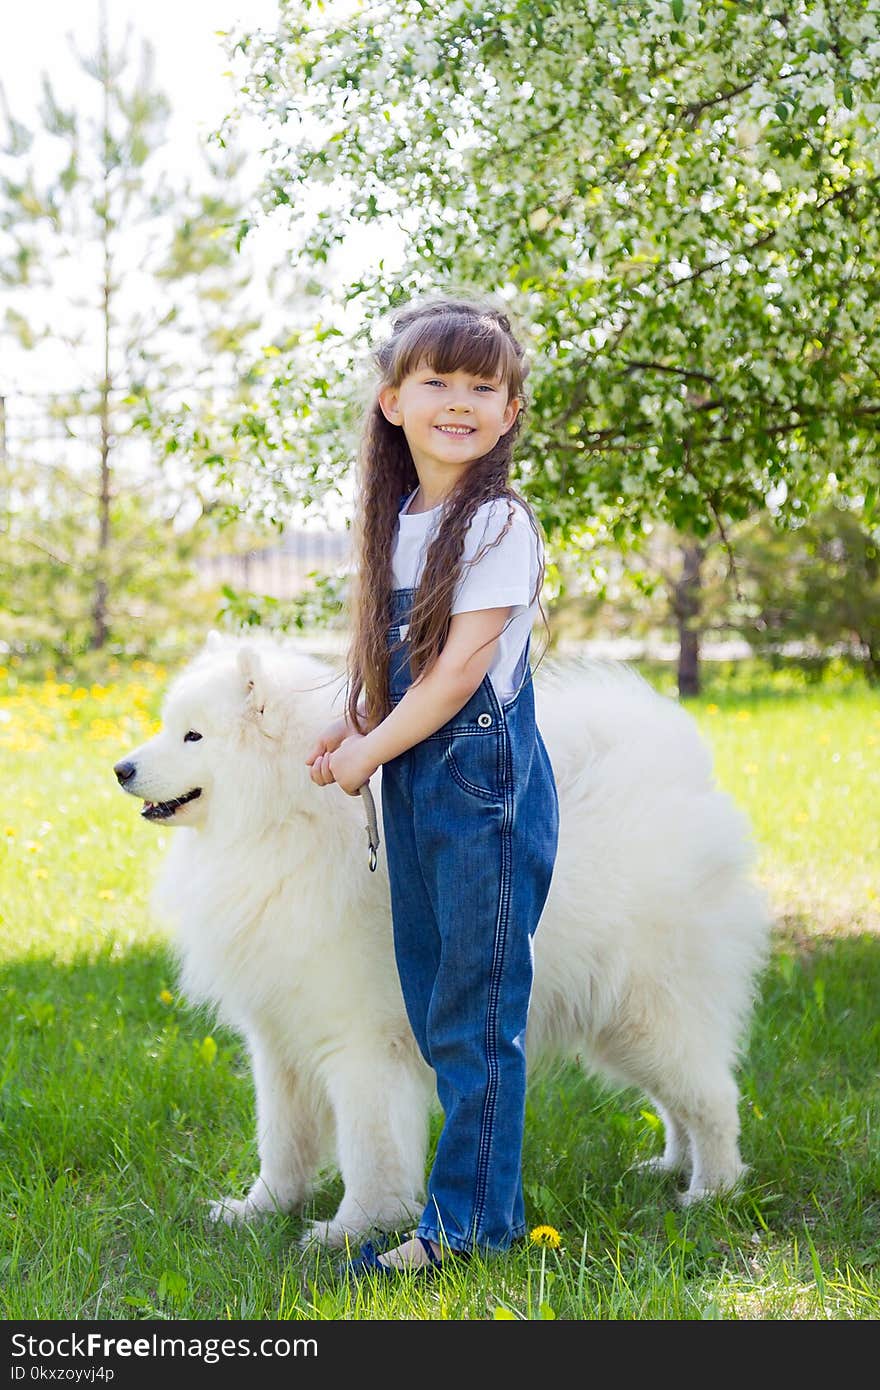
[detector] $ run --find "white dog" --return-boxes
[114,631,771,1247]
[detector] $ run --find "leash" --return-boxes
[359,782,380,872]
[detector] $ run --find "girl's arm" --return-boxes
[364,605,512,767]
[314,607,512,793]
[305,700,374,768]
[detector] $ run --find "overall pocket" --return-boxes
[443,723,505,802]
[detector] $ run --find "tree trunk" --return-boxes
[90,13,112,653]
[90,389,111,650]
[672,541,704,699]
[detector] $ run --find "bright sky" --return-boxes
[1,1,389,531]
[1,1,283,394]
[2,0,279,164]
[1,0,400,400]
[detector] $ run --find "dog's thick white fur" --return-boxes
[115,631,771,1247]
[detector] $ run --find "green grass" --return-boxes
[1,657,878,1321]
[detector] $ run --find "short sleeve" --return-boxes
[451,500,538,615]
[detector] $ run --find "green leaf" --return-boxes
[158,1270,188,1305]
[672,0,684,21]
[775,102,789,121]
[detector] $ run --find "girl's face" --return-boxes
[378,361,521,480]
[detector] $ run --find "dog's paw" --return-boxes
[299,1197,422,1251]
[209,1186,291,1224]
[208,1175,301,1225]
[679,1163,748,1206]
[298,1217,364,1250]
[678,1186,721,1207]
[298,1216,406,1251]
[631,1156,682,1177]
[208,1195,259,1225]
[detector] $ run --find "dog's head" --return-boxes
[113,632,338,833]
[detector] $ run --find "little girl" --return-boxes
[306,296,559,1275]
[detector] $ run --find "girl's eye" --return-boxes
[423,379,496,390]
[184,730,202,743]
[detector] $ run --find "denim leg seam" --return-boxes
[471,720,514,1239]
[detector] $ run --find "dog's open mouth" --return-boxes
[141,788,202,820]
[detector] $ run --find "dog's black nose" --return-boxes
[114,760,137,786]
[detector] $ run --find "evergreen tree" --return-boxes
[0,7,264,661]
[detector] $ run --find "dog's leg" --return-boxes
[210,1040,327,1225]
[632,1099,691,1179]
[635,1070,745,1203]
[593,1015,747,1203]
[299,1046,432,1249]
[675,1071,747,1204]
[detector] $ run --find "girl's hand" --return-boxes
[328,734,379,797]
[305,717,350,787]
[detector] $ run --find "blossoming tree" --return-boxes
[224,0,880,688]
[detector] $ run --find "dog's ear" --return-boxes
[237,645,267,718]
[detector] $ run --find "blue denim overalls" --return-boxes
[380,583,560,1254]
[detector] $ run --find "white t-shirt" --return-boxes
[392,490,543,702]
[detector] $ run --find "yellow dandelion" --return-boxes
[159,989,174,1006]
[529,1225,561,1249]
[4,827,15,838]
[35,868,48,880]
[25,841,41,853]
[735,710,751,721]
[198,1036,218,1065]
[98,888,115,901]
[706,703,719,715]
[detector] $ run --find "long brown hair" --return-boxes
[346,296,548,731]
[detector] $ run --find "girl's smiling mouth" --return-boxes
[435,425,475,435]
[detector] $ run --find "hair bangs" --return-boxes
[349,295,547,729]
[389,313,524,396]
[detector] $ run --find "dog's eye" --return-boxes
[183,730,202,743]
